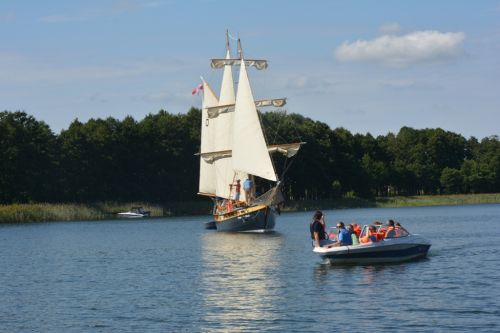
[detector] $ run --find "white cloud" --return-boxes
[379,22,401,35]
[335,30,466,66]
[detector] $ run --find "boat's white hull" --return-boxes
[313,234,431,264]
[117,212,146,218]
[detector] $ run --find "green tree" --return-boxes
[0,111,58,203]
[440,167,464,194]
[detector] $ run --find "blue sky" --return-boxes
[1,0,499,138]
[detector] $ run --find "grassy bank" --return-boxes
[285,193,500,211]
[374,193,500,208]
[1,193,499,223]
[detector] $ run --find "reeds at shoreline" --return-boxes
[0,202,164,223]
[1,193,499,223]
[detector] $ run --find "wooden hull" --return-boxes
[213,205,276,232]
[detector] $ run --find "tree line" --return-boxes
[1,109,499,204]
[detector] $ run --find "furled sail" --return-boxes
[266,142,305,158]
[211,59,268,70]
[232,59,277,182]
[198,80,219,195]
[200,142,305,163]
[206,98,287,119]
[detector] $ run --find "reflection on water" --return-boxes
[1,205,499,332]
[200,232,284,332]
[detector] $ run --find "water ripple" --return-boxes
[1,205,500,332]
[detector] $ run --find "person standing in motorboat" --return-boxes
[310,211,333,248]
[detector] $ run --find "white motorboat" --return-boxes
[313,225,431,264]
[117,207,150,218]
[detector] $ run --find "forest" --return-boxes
[1,109,499,204]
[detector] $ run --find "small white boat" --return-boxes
[313,225,431,264]
[117,207,150,218]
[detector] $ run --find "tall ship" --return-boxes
[196,32,304,232]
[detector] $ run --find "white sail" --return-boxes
[219,50,235,105]
[213,50,235,155]
[198,80,219,195]
[232,59,277,182]
[212,50,247,201]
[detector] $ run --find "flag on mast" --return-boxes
[192,84,203,95]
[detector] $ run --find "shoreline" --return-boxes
[1,193,499,224]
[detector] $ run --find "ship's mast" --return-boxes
[237,37,243,59]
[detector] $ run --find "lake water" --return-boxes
[1,204,500,332]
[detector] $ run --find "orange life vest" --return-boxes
[360,229,377,243]
[353,224,362,237]
[360,236,370,243]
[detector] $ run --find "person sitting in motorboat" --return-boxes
[327,228,337,242]
[384,219,396,238]
[395,222,409,237]
[330,222,352,247]
[310,210,334,248]
[348,224,359,245]
[359,225,378,244]
[352,223,362,237]
[372,221,387,241]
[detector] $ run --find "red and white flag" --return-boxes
[191,83,203,95]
